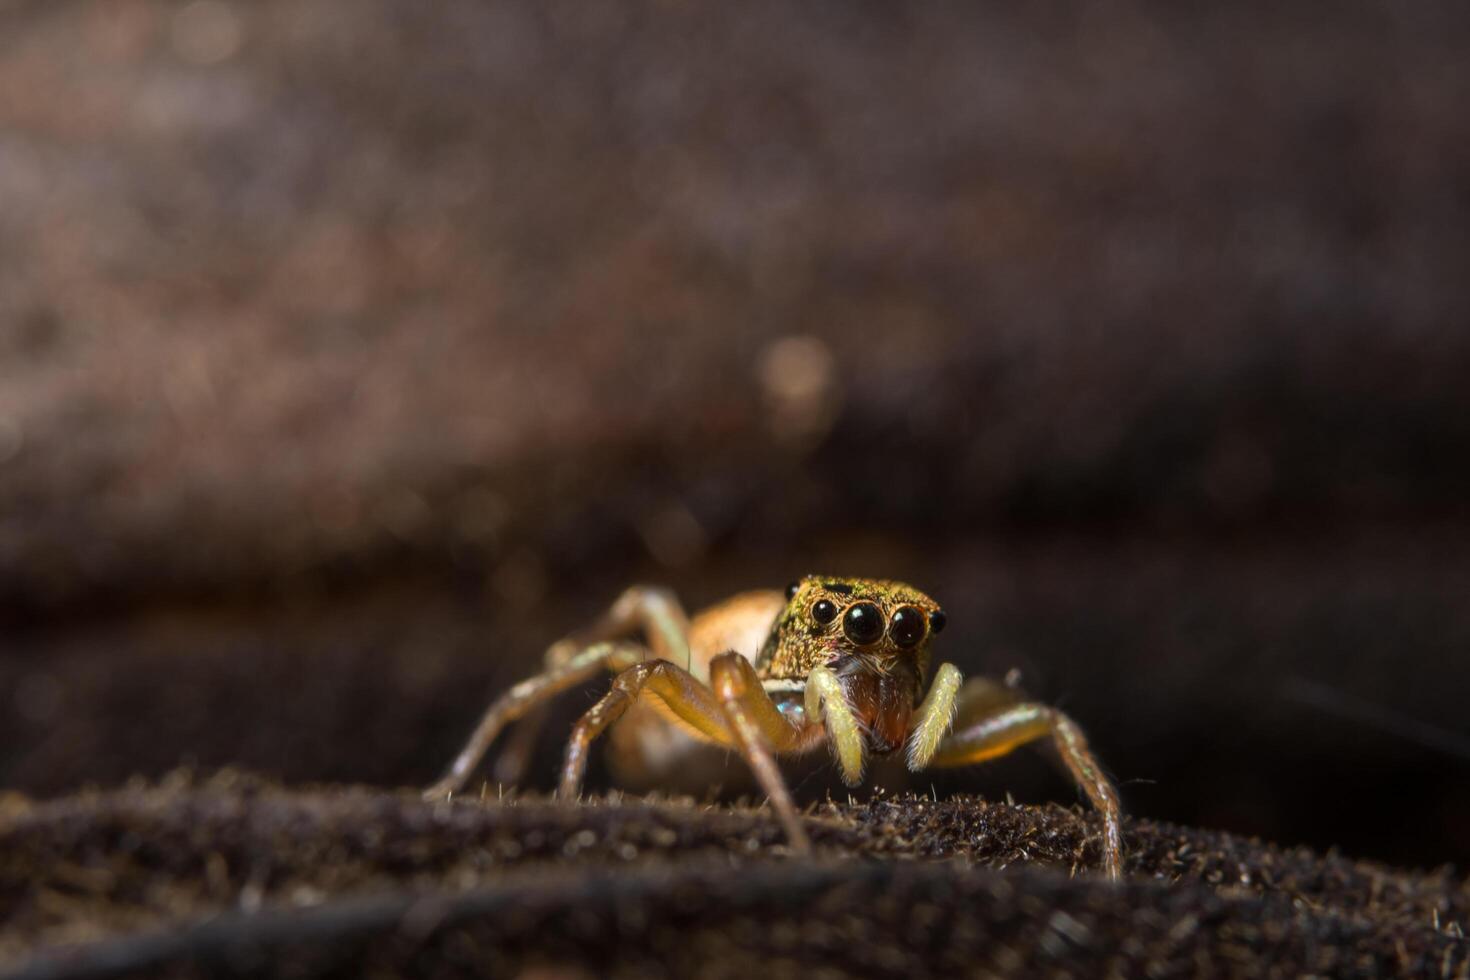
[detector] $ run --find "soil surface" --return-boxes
[3,772,1467,979]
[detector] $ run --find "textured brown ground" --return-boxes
[2,772,1467,979]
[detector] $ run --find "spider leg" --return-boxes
[490,586,694,786]
[556,653,812,852]
[709,653,812,852]
[908,671,1033,771]
[557,659,734,798]
[925,675,1124,881]
[424,640,646,799]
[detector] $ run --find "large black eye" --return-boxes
[811,599,838,624]
[842,602,885,645]
[890,606,927,648]
[785,581,800,601]
[929,610,947,634]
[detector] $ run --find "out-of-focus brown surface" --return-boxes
[2,774,1468,978]
[5,2,1470,607]
[2,3,1470,970]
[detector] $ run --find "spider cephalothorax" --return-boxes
[757,575,946,678]
[756,576,948,754]
[425,576,1125,880]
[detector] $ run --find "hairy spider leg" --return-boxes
[424,639,647,799]
[473,586,693,788]
[924,679,1124,881]
[709,653,813,851]
[558,652,813,852]
[558,659,732,795]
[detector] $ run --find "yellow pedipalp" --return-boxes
[906,661,963,771]
[806,666,864,785]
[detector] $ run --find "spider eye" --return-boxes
[842,602,884,645]
[890,606,927,648]
[811,599,838,624]
[929,610,947,634]
[785,581,800,601]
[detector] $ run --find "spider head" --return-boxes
[758,575,947,753]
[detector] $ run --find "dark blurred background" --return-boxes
[2,1,1468,870]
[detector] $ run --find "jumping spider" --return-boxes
[425,575,1124,879]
